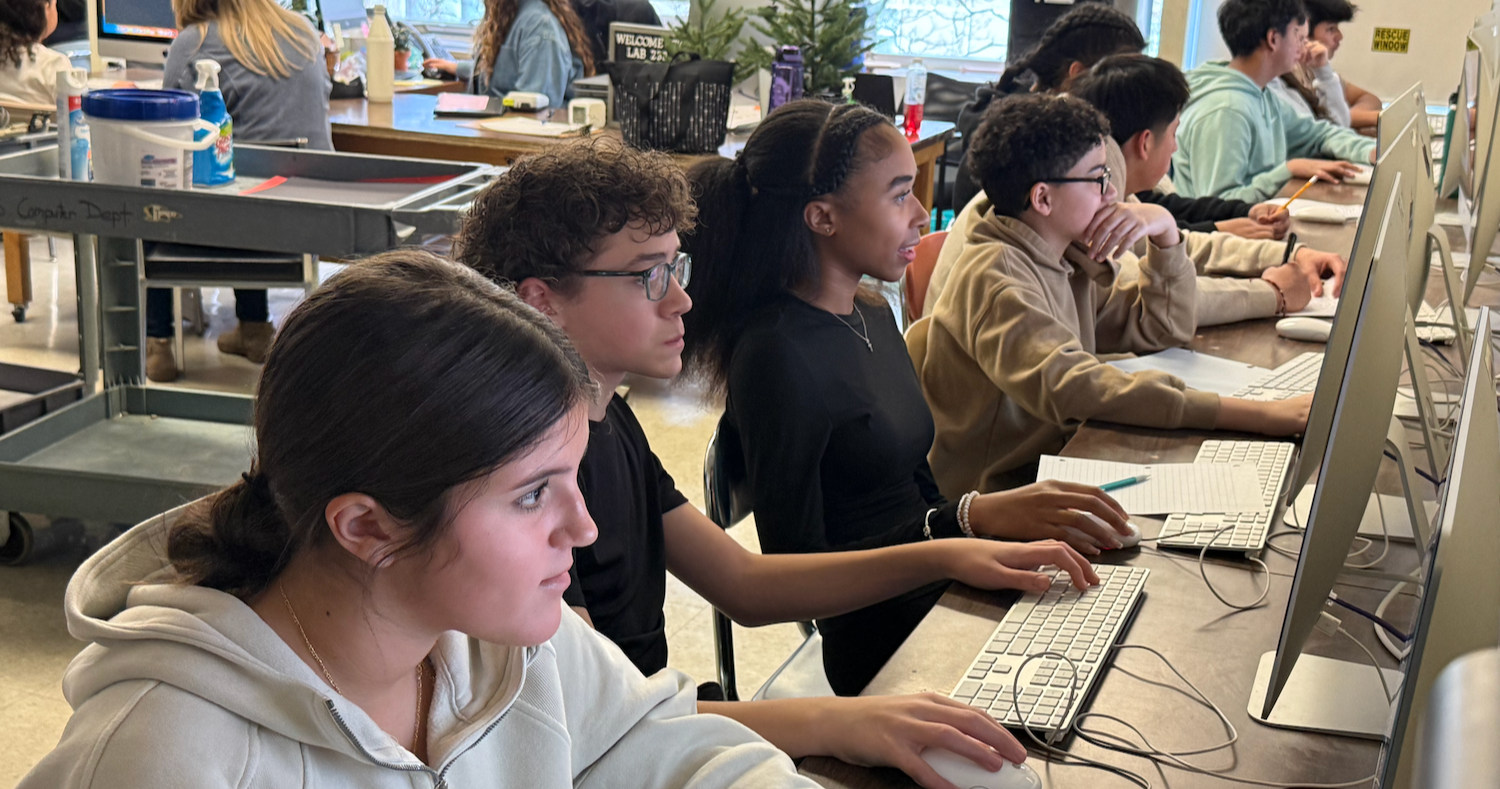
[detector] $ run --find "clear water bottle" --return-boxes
[903,58,927,141]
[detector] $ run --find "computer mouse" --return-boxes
[1295,205,1349,223]
[921,748,1043,789]
[1061,512,1142,550]
[1275,316,1333,343]
[1344,165,1373,185]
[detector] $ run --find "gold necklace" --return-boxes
[279,582,426,754]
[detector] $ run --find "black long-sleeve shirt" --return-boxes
[1135,189,1253,233]
[725,296,961,694]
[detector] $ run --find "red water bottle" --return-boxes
[903,58,927,141]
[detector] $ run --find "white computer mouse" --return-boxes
[1275,316,1333,343]
[1061,512,1142,550]
[921,748,1043,789]
[1295,205,1349,223]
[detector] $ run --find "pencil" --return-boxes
[1275,175,1321,216]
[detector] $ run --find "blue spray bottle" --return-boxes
[193,59,235,186]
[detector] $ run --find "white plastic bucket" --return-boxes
[82,90,217,189]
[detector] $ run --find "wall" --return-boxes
[1179,0,1493,100]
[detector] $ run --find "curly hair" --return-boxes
[968,93,1111,218]
[456,137,695,292]
[473,0,595,83]
[0,0,49,70]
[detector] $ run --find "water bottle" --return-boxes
[769,45,803,113]
[366,5,395,103]
[903,58,927,141]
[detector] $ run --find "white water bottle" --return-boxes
[366,5,395,103]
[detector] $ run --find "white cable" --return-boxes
[1004,652,1153,788]
[1337,626,1395,704]
[1138,525,1270,610]
[1375,580,1420,660]
[1343,492,1391,570]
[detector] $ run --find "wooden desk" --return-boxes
[801,179,1491,788]
[329,94,954,219]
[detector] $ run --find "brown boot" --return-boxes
[216,321,275,364]
[145,338,178,383]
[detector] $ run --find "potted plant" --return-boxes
[737,0,880,97]
[392,24,413,74]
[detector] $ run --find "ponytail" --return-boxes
[681,100,891,392]
[998,3,1147,95]
[169,471,299,599]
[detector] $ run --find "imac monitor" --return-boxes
[1254,172,1414,732]
[1376,308,1500,789]
[1377,83,1422,157]
[96,0,176,64]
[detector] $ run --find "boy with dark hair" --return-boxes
[1271,0,1380,129]
[1173,0,1375,201]
[458,137,1094,788]
[912,93,1312,495]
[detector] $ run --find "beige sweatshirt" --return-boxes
[913,211,1220,497]
[925,139,1293,326]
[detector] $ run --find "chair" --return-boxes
[901,230,947,324]
[703,419,832,701]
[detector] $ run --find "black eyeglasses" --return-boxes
[1039,165,1114,198]
[577,252,692,302]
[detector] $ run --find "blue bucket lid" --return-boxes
[83,89,200,122]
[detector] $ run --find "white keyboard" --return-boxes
[1231,352,1324,401]
[1157,440,1295,552]
[948,564,1148,734]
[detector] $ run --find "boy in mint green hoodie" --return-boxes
[1173,0,1375,201]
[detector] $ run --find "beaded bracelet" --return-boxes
[957,491,979,538]
[923,508,938,540]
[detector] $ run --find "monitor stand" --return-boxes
[1248,652,1403,737]
[1285,484,1434,543]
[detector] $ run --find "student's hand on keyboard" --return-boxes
[1217,393,1313,436]
[941,538,1098,593]
[969,480,1132,554]
[810,693,1026,789]
[1082,202,1180,261]
[1261,264,1314,312]
[1290,248,1348,296]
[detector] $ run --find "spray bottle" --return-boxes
[193,59,235,186]
[56,69,91,181]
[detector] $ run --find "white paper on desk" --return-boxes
[1105,348,1270,396]
[1263,197,1364,220]
[478,116,589,137]
[1036,456,1264,515]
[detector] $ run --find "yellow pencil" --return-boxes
[1275,175,1321,216]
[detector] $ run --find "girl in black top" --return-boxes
[681,100,1134,695]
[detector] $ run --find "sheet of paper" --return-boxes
[479,116,590,137]
[1263,197,1364,220]
[1289,294,1339,317]
[1105,348,1271,396]
[1036,456,1264,515]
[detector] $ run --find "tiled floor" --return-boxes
[0,236,803,786]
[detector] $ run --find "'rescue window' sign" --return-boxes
[1372,27,1410,54]
[609,23,670,63]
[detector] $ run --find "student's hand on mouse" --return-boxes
[1261,264,1314,312]
[1287,158,1362,183]
[423,58,457,77]
[1215,216,1283,239]
[1291,248,1347,296]
[1301,40,1330,69]
[1217,394,1313,435]
[811,694,1026,789]
[1249,202,1293,237]
[940,538,1098,592]
[1083,202,1180,261]
[968,481,1132,555]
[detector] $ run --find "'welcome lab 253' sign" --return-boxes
[609,23,669,63]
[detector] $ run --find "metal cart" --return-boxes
[0,143,494,562]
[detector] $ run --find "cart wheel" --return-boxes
[10,305,24,323]
[0,512,34,566]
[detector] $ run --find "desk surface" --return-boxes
[800,179,1491,788]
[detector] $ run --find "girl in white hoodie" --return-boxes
[20,251,816,789]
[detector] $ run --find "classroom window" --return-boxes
[871,0,1009,61]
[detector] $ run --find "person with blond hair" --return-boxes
[423,0,594,109]
[146,0,332,382]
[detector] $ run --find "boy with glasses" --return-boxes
[912,94,1313,496]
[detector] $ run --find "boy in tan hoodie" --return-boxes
[913,94,1312,496]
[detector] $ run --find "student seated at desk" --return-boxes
[680,100,1135,696]
[456,137,1090,787]
[911,94,1312,497]
[143,0,334,382]
[1267,0,1381,130]
[1172,0,1376,202]
[953,3,1145,210]
[18,252,819,789]
[423,0,594,110]
[0,0,71,107]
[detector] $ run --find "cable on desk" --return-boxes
[1374,580,1421,660]
[1139,524,1270,611]
[1338,625,1395,704]
[1328,592,1411,643]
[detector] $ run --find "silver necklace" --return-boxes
[838,303,873,352]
